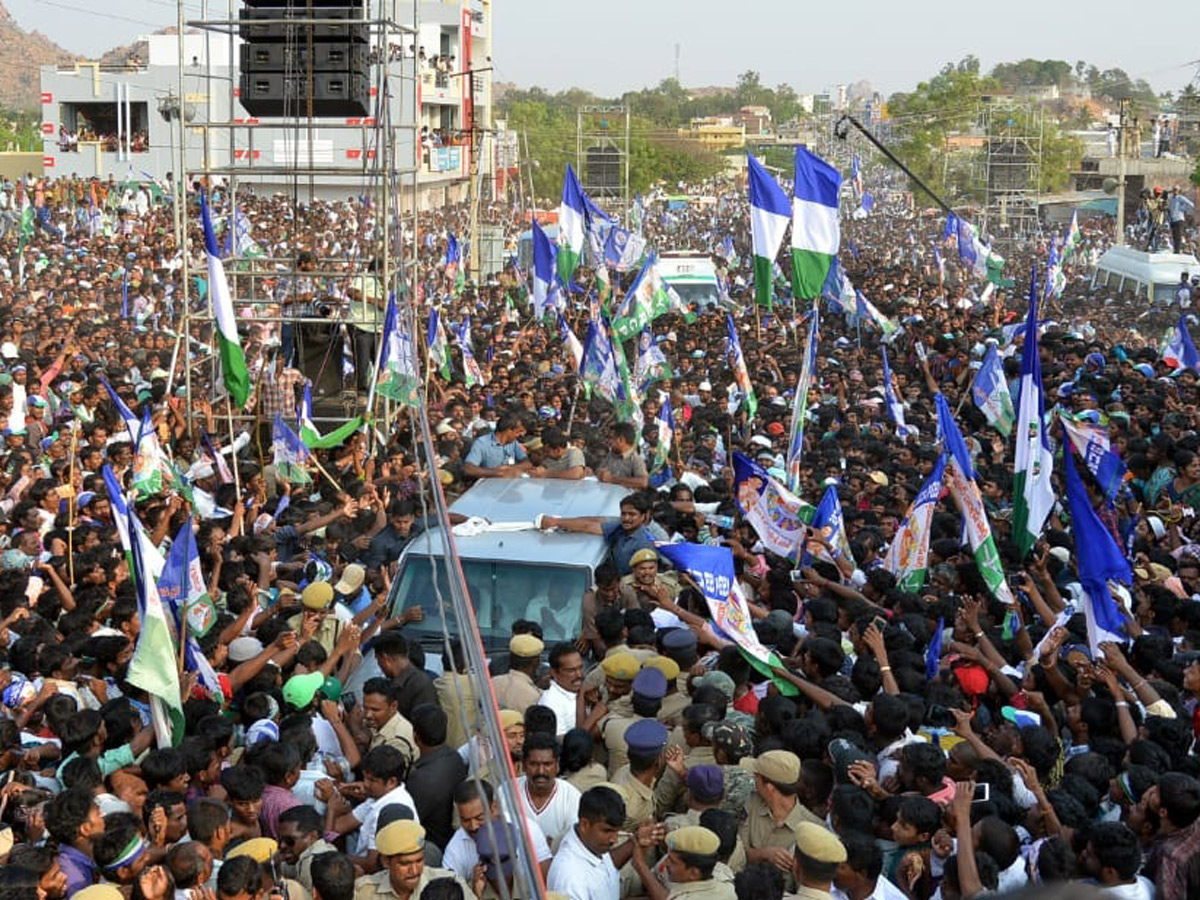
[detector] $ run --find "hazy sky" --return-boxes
[8,0,1199,98]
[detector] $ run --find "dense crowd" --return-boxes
[0,160,1196,900]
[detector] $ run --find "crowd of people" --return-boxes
[0,155,1196,900]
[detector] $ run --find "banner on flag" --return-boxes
[937,394,1014,604]
[1059,413,1127,503]
[883,454,946,591]
[733,452,814,561]
[971,344,1015,437]
[376,293,420,407]
[656,542,797,696]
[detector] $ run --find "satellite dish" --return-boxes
[1102,177,1119,194]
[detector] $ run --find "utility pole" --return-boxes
[522,130,535,210]
[448,64,493,280]
[1115,98,1128,247]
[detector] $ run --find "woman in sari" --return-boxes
[1164,450,1200,512]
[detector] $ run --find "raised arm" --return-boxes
[538,515,607,536]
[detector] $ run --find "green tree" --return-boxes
[0,108,38,151]
[735,71,776,110]
[886,61,993,199]
[501,98,723,201]
[771,83,802,124]
[887,61,1082,201]
[990,59,1073,88]
[1181,84,1200,115]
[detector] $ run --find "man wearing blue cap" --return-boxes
[655,704,721,820]
[599,667,667,778]
[24,394,47,448]
[612,718,669,828]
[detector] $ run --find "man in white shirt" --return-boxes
[514,732,581,846]
[346,745,420,857]
[833,831,907,900]
[441,779,552,881]
[537,643,584,736]
[547,785,658,900]
[1176,272,1193,310]
[1080,822,1154,900]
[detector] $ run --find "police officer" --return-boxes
[599,667,668,777]
[612,719,670,829]
[786,822,847,900]
[644,655,686,727]
[631,825,737,900]
[621,548,681,608]
[579,651,641,770]
[352,820,475,900]
[490,634,543,715]
[739,751,827,876]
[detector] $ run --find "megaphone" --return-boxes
[1102,177,1119,194]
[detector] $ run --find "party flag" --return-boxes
[937,394,1014,604]
[1062,427,1131,655]
[557,164,587,288]
[884,454,946,591]
[200,191,249,408]
[791,147,842,299]
[725,314,757,419]
[971,344,1015,437]
[748,152,791,308]
[1012,268,1054,559]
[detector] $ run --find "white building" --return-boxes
[38,0,492,208]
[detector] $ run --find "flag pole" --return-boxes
[954,388,971,417]
[224,397,242,500]
[363,294,393,457]
[67,425,77,586]
[309,454,345,495]
[564,381,582,439]
[177,596,190,676]
[164,331,183,399]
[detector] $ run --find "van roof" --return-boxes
[402,477,630,566]
[450,477,630,520]
[1094,246,1199,282]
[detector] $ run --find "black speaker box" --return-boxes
[240,41,369,74]
[238,70,370,117]
[238,6,367,43]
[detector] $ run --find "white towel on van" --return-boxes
[452,517,536,537]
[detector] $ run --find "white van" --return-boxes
[657,251,723,311]
[1091,246,1199,304]
[342,477,630,688]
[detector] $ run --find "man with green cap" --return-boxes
[282,671,360,767]
[631,825,736,900]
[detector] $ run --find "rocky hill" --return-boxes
[0,2,80,111]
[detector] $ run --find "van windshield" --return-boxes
[393,555,587,645]
[667,280,720,309]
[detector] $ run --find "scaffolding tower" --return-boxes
[576,104,630,214]
[165,8,549,897]
[175,0,421,430]
[979,99,1044,244]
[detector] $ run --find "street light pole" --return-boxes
[1116,98,1128,248]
